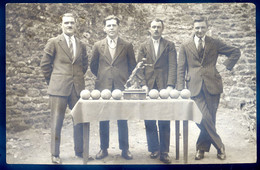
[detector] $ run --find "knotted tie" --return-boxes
[68,37,74,59]
[198,38,204,59]
[154,40,159,60]
[110,39,116,49]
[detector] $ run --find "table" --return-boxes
[71,98,202,164]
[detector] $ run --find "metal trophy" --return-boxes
[123,58,152,100]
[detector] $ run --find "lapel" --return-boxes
[58,34,73,61]
[187,36,200,61]
[72,37,81,64]
[112,38,124,64]
[100,38,113,63]
[201,36,214,64]
[155,38,167,63]
[146,38,156,62]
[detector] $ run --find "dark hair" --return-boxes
[149,18,164,29]
[60,13,77,23]
[103,15,120,26]
[193,16,208,26]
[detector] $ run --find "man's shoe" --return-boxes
[150,151,159,159]
[51,155,61,164]
[160,152,171,163]
[121,150,133,160]
[217,145,226,160]
[195,150,204,160]
[96,149,108,159]
[75,152,83,158]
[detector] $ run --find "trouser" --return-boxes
[145,120,171,153]
[49,86,83,157]
[192,83,223,152]
[99,120,129,151]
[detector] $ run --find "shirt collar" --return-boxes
[152,37,161,44]
[63,33,75,41]
[194,35,205,43]
[107,36,118,44]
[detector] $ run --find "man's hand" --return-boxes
[166,86,173,93]
[142,85,149,94]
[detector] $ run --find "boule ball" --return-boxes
[80,89,91,100]
[180,89,191,99]
[159,89,170,99]
[112,89,122,100]
[149,89,159,99]
[91,89,101,100]
[169,89,180,99]
[101,89,112,100]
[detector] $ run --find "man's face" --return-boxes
[103,19,119,39]
[149,21,163,40]
[61,16,76,36]
[193,21,208,38]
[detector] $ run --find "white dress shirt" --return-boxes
[107,36,118,59]
[152,38,161,57]
[64,34,76,57]
[194,35,205,49]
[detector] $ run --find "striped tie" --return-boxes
[68,37,74,58]
[198,38,203,59]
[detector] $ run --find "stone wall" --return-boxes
[6,3,256,133]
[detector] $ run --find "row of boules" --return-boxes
[80,89,191,100]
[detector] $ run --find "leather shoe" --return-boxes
[51,155,61,164]
[150,151,159,159]
[217,145,226,160]
[96,149,108,159]
[160,152,171,163]
[121,150,133,160]
[195,150,204,160]
[75,152,83,158]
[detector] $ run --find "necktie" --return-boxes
[154,40,159,58]
[198,38,203,59]
[68,37,74,58]
[110,39,116,49]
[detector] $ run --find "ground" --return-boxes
[6,107,256,166]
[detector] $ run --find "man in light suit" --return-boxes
[90,15,136,160]
[177,16,240,160]
[41,13,88,164]
[137,18,177,163]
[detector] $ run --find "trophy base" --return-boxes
[123,89,147,100]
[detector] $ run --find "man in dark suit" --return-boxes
[90,15,136,160]
[41,13,88,164]
[177,16,240,160]
[137,18,177,163]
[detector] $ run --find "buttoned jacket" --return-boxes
[90,38,136,91]
[41,34,88,96]
[137,38,177,90]
[177,35,241,97]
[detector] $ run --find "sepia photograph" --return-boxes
[4,2,256,167]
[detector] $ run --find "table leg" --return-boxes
[183,120,188,163]
[83,122,90,164]
[175,120,180,160]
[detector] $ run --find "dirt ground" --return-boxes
[6,107,256,166]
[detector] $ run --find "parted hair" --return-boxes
[103,15,120,26]
[60,13,77,23]
[193,16,208,26]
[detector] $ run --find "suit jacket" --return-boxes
[137,38,177,90]
[41,34,88,96]
[90,38,136,91]
[177,35,241,97]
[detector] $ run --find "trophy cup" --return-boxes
[123,58,152,100]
